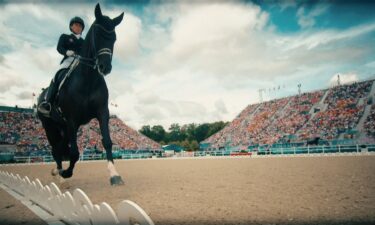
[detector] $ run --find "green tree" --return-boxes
[151,125,166,142]
[182,123,197,142]
[189,140,199,151]
[139,125,152,138]
[207,121,228,138]
[167,123,186,142]
[139,121,228,150]
[180,140,190,150]
[195,123,210,142]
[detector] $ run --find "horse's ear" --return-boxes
[112,12,124,27]
[95,3,103,19]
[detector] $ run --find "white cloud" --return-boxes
[0,74,26,93]
[141,2,375,84]
[110,2,375,129]
[280,23,375,51]
[115,14,142,62]
[144,2,271,79]
[365,61,375,68]
[101,8,142,63]
[297,7,312,28]
[1,1,374,131]
[297,4,330,29]
[0,3,69,50]
[0,42,58,108]
[16,91,33,100]
[214,99,228,114]
[106,73,134,99]
[278,0,297,12]
[329,72,359,86]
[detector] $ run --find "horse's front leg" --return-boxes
[98,108,124,185]
[51,154,63,176]
[40,119,65,177]
[51,137,69,176]
[59,122,79,178]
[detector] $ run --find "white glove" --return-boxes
[66,50,75,57]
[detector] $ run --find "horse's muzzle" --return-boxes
[98,63,112,76]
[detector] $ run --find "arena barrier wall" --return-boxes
[1,144,375,164]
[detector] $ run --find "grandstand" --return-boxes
[202,79,375,150]
[1,79,375,157]
[0,106,161,157]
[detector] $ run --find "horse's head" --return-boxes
[91,3,124,76]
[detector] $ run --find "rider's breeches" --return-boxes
[46,70,65,102]
[60,56,74,69]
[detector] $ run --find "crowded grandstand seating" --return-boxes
[203,80,375,149]
[1,80,375,153]
[0,110,160,153]
[0,112,49,153]
[364,104,375,138]
[298,81,372,141]
[204,92,325,148]
[246,97,289,145]
[78,115,160,150]
[258,91,324,145]
[204,104,259,148]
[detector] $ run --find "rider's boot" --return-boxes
[38,76,59,115]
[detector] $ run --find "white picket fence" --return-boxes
[0,170,154,225]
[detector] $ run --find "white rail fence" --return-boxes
[1,144,374,165]
[0,170,154,225]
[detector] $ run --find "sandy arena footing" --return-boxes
[1,155,374,225]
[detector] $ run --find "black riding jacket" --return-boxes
[57,33,84,64]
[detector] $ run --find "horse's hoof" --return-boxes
[51,169,59,176]
[59,177,70,189]
[110,176,124,186]
[59,170,73,178]
[52,169,63,176]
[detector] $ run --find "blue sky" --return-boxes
[1,0,375,129]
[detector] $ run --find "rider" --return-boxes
[38,16,85,115]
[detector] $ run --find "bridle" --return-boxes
[77,23,114,76]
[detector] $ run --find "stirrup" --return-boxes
[38,101,51,115]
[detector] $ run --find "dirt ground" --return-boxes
[0,155,375,225]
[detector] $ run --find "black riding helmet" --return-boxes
[69,16,85,32]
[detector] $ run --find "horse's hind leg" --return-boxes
[40,119,64,176]
[51,151,63,176]
[98,108,124,185]
[51,138,68,176]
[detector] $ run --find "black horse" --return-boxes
[37,4,124,185]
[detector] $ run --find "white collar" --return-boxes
[72,33,81,39]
